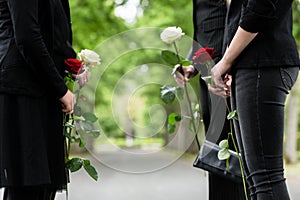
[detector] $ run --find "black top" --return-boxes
[226,0,300,68]
[0,0,75,98]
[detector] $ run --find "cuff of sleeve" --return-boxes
[56,82,68,99]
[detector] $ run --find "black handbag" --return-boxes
[193,139,242,183]
[193,77,242,183]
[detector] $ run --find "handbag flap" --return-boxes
[195,140,242,178]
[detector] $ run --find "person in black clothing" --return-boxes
[0,0,76,199]
[209,0,300,199]
[175,0,247,199]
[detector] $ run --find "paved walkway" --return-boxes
[1,149,299,200]
[57,149,208,200]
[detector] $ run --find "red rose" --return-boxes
[192,47,215,64]
[64,58,83,74]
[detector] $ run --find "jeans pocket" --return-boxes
[280,67,299,91]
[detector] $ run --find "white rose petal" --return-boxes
[78,49,101,67]
[160,26,185,44]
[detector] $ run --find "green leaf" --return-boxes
[168,124,176,134]
[219,139,229,149]
[160,85,176,104]
[83,162,98,181]
[162,91,176,104]
[83,113,98,123]
[74,105,82,116]
[174,115,182,122]
[72,81,80,93]
[168,113,181,125]
[181,60,192,66]
[161,50,180,65]
[79,120,94,132]
[73,115,85,121]
[64,76,76,92]
[87,130,101,138]
[227,110,238,120]
[79,138,86,148]
[217,148,231,160]
[83,159,91,166]
[66,158,83,172]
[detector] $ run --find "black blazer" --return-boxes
[226,0,300,69]
[192,0,227,62]
[0,0,74,98]
[191,0,227,130]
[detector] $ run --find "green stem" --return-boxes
[184,82,200,150]
[67,118,71,157]
[173,41,200,149]
[229,131,248,200]
[173,42,181,63]
[62,113,69,200]
[225,99,249,200]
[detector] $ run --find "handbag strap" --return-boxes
[199,75,236,146]
[199,76,211,134]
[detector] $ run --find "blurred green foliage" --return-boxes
[69,0,300,144]
[293,0,300,48]
[69,0,194,142]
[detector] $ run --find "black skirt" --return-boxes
[0,93,67,190]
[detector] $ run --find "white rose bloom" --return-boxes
[160,26,185,44]
[78,49,101,67]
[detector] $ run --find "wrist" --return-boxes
[222,53,234,66]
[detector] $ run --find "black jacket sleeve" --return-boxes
[7,0,68,98]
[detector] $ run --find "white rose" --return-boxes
[160,26,185,44]
[78,49,101,67]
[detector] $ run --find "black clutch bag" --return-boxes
[193,139,242,183]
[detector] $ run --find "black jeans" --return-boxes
[231,67,299,200]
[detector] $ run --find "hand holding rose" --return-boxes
[173,65,195,87]
[73,66,91,88]
[208,58,232,97]
[60,89,76,114]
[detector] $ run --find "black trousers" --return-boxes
[231,66,299,200]
[3,186,56,200]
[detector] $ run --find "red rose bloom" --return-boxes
[64,58,83,74]
[192,47,215,64]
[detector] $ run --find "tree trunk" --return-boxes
[285,79,299,164]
